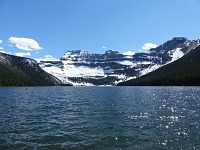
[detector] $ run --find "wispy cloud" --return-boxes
[102,46,107,49]
[35,55,59,62]
[0,40,3,44]
[9,37,43,51]
[0,50,8,54]
[0,46,12,54]
[142,43,158,51]
[15,52,31,57]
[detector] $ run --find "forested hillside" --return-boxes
[0,52,63,86]
[118,46,200,86]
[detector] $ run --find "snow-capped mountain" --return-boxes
[36,37,200,86]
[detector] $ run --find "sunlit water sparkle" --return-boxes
[0,86,200,149]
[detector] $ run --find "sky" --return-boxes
[0,0,200,59]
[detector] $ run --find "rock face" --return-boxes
[118,45,200,86]
[0,53,62,86]
[37,37,200,86]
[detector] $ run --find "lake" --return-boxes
[0,86,200,149]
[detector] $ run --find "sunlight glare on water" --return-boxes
[0,86,200,149]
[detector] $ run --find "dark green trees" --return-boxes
[0,53,61,86]
[118,46,200,86]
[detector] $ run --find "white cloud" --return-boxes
[123,51,135,56]
[0,40,3,44]
[0,50,8,54]
[142,43,158,51]
[45,55,53,58]
[102,46,107,49]
[35,55,59,62]
[9,37,43,51]
[0,47,12,54]
[15,52,31,57]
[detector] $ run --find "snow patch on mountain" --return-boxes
[36,37,200,86]
[169,48,184,63]
[118,61,136,67]
[140,48,184,76]
[140,64,160,76]
[62,63,105,77]
[123,51,135,56]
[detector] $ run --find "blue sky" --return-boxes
[0,0,200,59]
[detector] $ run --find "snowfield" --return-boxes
[36,38,200,86]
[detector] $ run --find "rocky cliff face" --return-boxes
[37,37,200,86]
[118,45,200,86]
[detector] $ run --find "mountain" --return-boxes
[0,52,64,86]
[117,45,200,86]
[37,37,200,86]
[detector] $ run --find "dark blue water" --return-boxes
[0,86,200,149]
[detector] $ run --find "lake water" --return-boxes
[0,86,200,149]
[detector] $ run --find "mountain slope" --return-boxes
[117,45,200,86]
[0,53,63,86]
[37,37,200,86]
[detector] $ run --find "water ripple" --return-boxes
[0,86,200,149]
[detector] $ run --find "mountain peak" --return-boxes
[105,50,119,55]
[171,37,187,41]
[37,37,200,86]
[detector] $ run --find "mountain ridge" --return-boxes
[117,45,200,86]
[37,37,200,86]
[1,37,199,86]
[0,52,66,86]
